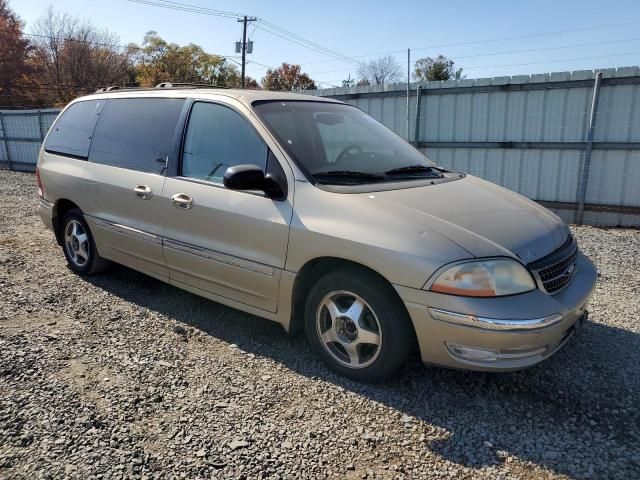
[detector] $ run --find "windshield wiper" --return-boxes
[385,165,444,176]
[313,170,386,184]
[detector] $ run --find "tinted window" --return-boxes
[182,102,268,183]
[44,100,102,159]
[89,98,185,174]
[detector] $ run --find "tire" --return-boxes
[60,209,110,275]
[305,267,414,383]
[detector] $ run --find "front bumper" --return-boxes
[395,252,597,371]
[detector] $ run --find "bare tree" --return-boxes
[357,55,402,86]
[31,6,131,104]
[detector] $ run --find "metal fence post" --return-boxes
[414,85,423,144]
[0,112,11,170]
[38,110,46,141]
[576,71,603,225]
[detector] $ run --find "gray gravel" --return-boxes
[1,169,639,480]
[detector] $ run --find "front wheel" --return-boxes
[305,268,414,383]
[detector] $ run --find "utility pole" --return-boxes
[238,16,257,89]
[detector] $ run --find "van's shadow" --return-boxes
[86,264,639,479]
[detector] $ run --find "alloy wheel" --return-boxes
[315,290,382,369]
[64,219,90,268]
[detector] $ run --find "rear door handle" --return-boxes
[171,193,193,210]
[134,184,153,200]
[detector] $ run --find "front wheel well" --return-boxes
[288,257,415,341]
[52,199,81,245]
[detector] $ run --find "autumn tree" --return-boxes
[357,55,402,86]
[261,63,316,91]
[414,55,463,81]
[0,0,40,107]
[132,31,240,87]
[243,76,261,89]
[31,6,131,105]
[229,75,261,90]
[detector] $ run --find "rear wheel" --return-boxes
[61,209,110,275]
[305,267,414,382]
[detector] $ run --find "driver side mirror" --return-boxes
[223,164,286,200]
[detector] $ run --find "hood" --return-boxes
[372,175,569,263]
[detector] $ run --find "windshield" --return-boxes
[253,100,439,185]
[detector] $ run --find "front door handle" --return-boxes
[134,184,153,200]
[171,193,193,210]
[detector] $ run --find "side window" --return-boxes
[182,102,268,184]
[89,98,185,174]
[44,100,102,159]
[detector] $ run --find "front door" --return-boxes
[162,100,293,312]
[82,97,186,280]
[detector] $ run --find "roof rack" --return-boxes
[155,82,224,89]
[94,86,124,93]
[94,82,228,94]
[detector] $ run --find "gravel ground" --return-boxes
[0,169,639,480]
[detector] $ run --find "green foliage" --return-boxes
[132,31,239,87]
[414,55,463,82]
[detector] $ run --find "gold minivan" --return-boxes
[37,85,597,382]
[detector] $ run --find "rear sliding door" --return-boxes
[82,97,185,280]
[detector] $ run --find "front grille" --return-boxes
[529,235,579,294]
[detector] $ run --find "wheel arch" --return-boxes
[52,199,81,245]
[288,256,416,343]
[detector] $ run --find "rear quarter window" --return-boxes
[44,100,102,159]
[89,98,185,174]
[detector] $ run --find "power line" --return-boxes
[255,20,361,66]
[462,50,640,71]
[21,32,241,62]
[303,36,640,77]
[314,51,640,84]
[128,0,242,19]
[245,60,339,88]
[126,0,362,66]
[245,59,339,88]
[299,20,640,67]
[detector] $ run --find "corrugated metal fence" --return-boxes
[1,69,639,226]
[309,67,640,227]
[0,109,60,172]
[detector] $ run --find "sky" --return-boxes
[10,0,640,89]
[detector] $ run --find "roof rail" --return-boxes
[155,82,227,89]
[94,85,124,93]
[93,82,230,94]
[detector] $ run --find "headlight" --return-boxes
[430,259,536,297]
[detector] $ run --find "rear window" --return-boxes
[44,100,102,159]
[89,98,185,174]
